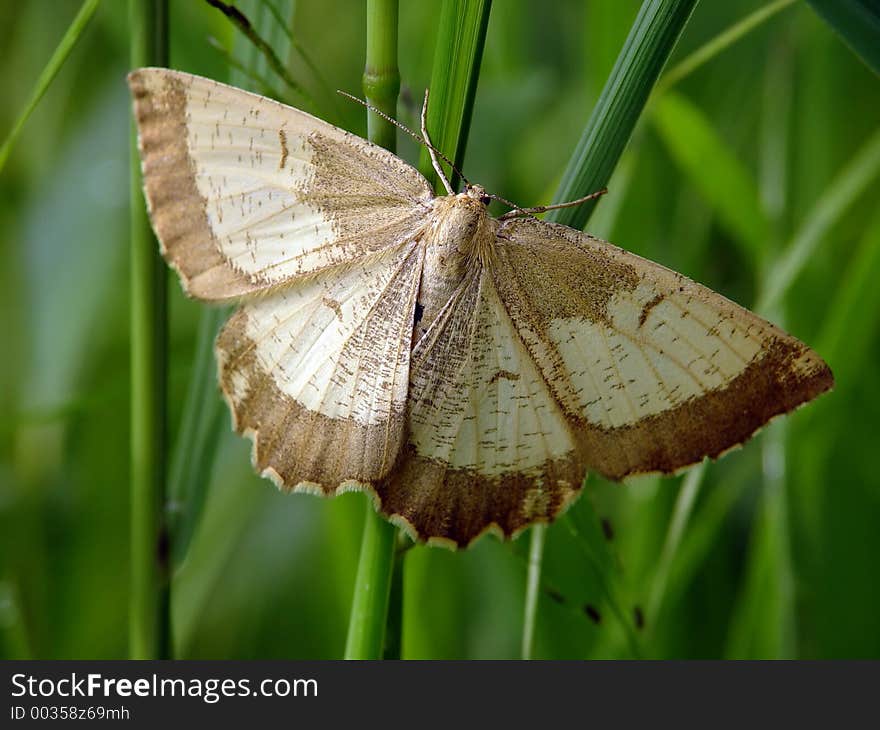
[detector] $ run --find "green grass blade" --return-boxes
[817,207,880,382]
[168,307,228,569]
[652,91,771,262]
[129,0,170,660]
[658,0,797,92]
[416,0,492,191]
[725,421,796,658]
[757,127,880,313]
[562,511,642,658]
[343,0,401,662]
[805,0,880,75]
[0,0,101,174]
[206,0,312,105]
[646,464,706,625]
[549,0,699,228]
[344,507,399,659]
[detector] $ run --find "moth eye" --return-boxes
[480,195,491,205]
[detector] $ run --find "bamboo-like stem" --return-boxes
[129,0,171,660]
[344,505,399,659]
[343,0,400,661]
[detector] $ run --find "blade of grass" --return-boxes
[757,127,880,313]
[805,0,880,75]
[651,91,771,262]
[725,418,796,658]
[657,0,797,92]
[343,0,401,661]
[207,35,286,100]
[562,513,642,658]
[258,0,343,120]
[792,206,880,548]
[0,0,101,174]
[549,0,699,229]
[646,463,706,626]
[205,0,313,105]
[167,306,228,569]
[816,207,880,385]
[416,0,492,192]
[129,0,170,660]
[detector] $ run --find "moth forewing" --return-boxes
[127,67,433,300]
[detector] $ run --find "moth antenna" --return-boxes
[337,89,470,193]
[486,192,531,217]
[420,89,454,195]
[497,188,609,221]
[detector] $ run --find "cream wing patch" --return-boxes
[216,243,424,485]
[493,217,833,480]
[407,270,577,474]
[544,279,764,428]
[128,67,433,300]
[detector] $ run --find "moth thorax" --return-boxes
[428,194,496,264]
[414,196,494,341]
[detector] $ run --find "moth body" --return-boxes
[415,189,496,341]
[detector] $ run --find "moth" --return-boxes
[128,68,833,548]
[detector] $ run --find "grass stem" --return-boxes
[129,0,171,660]
[0,0,101,174]
[520,523,545,659]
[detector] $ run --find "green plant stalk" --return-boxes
[0,0,101,174]
[363,0,400,149]
[343,0,400,661]
[417,0,492,192]
[520,523,545,659]
[167,306,228,569]
[550,0,699,229]
[129,0,170,660]
[521,0,697,659]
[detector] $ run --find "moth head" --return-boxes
[464,184,491,206]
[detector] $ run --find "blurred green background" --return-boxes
[1,0,879,659]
